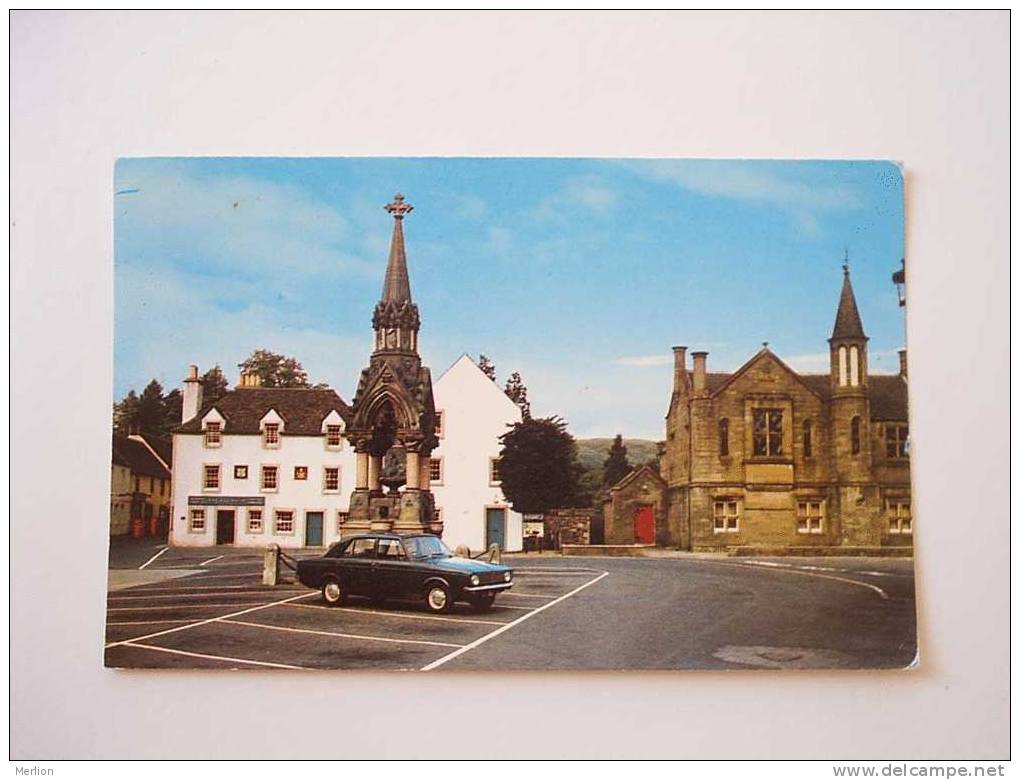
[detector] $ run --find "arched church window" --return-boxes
[838,346,848,386]
[718,418,729,457]
[850,346,860,386]
[803,418,813,458]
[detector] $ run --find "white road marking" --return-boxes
[199,555,224,566]
[706,560,889,600]
[137,546,169,571]
[115,583,285,593]
[511,568,603,575]
[284,602,505,626]
[121,642,308,670]
[490,604,535,611]
[104,592,316,647]
[499,592,559,599]
[106,602,269,612]
[108,590,303,601]
[171,572,264,581]
[420,571,610,671]
[106,619,196,626]
[221,619,464,649]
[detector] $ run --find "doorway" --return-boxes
[485,507,506,551]
[634,505,655,545]
[215,510,235,545]
[305,511,324,547]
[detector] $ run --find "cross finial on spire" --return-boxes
[843,247,850,275]
[385,193,413,220]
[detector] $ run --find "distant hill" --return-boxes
[575,437,660,473]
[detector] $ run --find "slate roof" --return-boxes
[177,387,351,435]
[694,371,908,421]
[138,433,172,468]
[111,434,171,480]
[831,269,867,340]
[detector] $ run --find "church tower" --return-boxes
[345,193,439,536]
[828,258,875,542]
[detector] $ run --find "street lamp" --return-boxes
[891,257,906,307]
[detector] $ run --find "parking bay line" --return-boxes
[199,555,225,566]
[420,571,610,671]
[284,602,506,626]
[137,546,169,571]
[498,592,560,599]
[106,619,197,626]
[108,589,305,601]
[120,642,309,670]
[221,618,464,649]
[106,602,287,613]
[104,591,317,648]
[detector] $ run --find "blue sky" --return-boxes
[114,158,904,439]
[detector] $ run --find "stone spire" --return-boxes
[372,193,420,354]
[831,259,867,340]
[380,193,413,304]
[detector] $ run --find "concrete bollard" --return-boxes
[263,544,280,586]
[487,544,501,564]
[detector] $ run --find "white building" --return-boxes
[170,367,356,549]
[430,355,524,553]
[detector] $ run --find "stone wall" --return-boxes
[543,508,593,548]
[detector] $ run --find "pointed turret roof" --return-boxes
[831,264,867,340]
[381,193,413,304]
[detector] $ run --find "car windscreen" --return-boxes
[403,536,453,560]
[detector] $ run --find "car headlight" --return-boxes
[470,575,480,586]
[504,571,512,582]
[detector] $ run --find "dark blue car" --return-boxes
[297,533,514,613]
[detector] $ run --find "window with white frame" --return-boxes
[488,457,502,486]
[887,500,912,534]
[203,464,220,491]
[204,421,222,447]
[274,510,295,534]
[323,466,340,493]
[434,410,445,438]
[261,465,278,491]
[429,458,443,484]
[325,424,343,449]
[247,509,263,534]
[263,422,280,447]
[336,510,349,533]
[188,508,206,533]
[713,499,739,533]
[797,500,824,534]
[234,465,248,480]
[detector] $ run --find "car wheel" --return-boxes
[470,592,496,611]
[321,577,345,607]
[424,583,452,614]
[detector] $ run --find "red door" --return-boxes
[634,505,655,544]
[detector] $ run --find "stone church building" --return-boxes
[605,266,912,553]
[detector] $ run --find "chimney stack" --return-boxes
[898,349,907,378]
[238,371,262,388]
[692,351,708,395]
[182,364,203,424]
[672,346,687,394]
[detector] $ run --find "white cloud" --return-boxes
[614,354,673,367]
[486,226,512,254]
[532,176,617,221]
[623,160,862,213]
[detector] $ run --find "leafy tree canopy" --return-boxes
[497,416,584,515]
[503,371,532,420]
[238,349,312,388]
[477,354,497,382]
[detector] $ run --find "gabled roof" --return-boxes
[134,433,172,469]
[831,268,867,340]
[610,463,666,493]
[706,347,826,401]
[177,387,351,435]
[111,434,171,480]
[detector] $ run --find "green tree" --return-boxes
[602,434,632,487]
[201,365,230,405]
[161,388,183,434]
[113,390,140,434]
[238,349,311,388]
[477,354,497,382]
[504,371,532,420]
[497,416,583,515]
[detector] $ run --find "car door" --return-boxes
[344,537,378,596]
[373,538,414,599]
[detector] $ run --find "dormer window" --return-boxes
[204,421,222,447]
[325,424,342,448]
[263,422,280,447]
